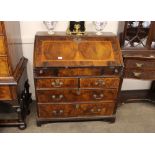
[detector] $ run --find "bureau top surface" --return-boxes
[34,32,123,67]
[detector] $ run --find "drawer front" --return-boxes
[0,86,12,100]
[36,78,78,89]
[124,69,155,80]
[38,102,115,118]
[37,89,118,103]
[0,57,10,76]
[125,59,155,69]
[80,77,120,88]
[34,67,121,77]
[0,36,6,55]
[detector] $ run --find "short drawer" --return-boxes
[36,89,118,103]
[80,77,120,88]
[36,78,78,89]
[0,36,7,55]
[0,57,10,76]
[34,67,121,77]
[124,69,155,80]
[38,102,115,118]
[125,59,155,70]
[0,86,12,100]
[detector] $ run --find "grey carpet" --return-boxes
[0,102,155,133]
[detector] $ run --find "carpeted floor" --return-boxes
[0,102,155,133]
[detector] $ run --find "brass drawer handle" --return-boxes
[59,110,64,114]
[94,79,105,86]
[52,110,57,115]
[149,55,155,58]
[135,63,143,68]
[90,108,95,112]
[133,72,142,77]
[39,70,44,74]
[114,69,119,73]
[51,94,64,101]
[90,108,101,113]
[52,110,64,115]
[75,104,80,109]
[51,79,63,87]
[93,94,104,100]
[97,108,101,112]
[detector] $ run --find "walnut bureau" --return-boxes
[0,21,32,129]
[34,32,123,126]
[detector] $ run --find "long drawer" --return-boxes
[36,89,118,103]
[38,102,115,118]
[0,57,10,76]
[124,69,155,80]
[34,67,122,77]
[125,59,155,70]
[0,36,6,55]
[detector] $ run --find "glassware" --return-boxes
[93,21,107,35]
[43,21,57,34]
[131,21,139,27]
[142,21,151,28]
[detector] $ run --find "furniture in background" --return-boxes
[119,21,155,103]
[34,32,123,126]
[0,21,32,129]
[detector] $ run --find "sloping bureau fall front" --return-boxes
[34,32,123,126]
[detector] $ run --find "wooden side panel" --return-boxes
[0,86,12,100]
[16,64,27,97]
[0,57,10,76]
[0,36,7,55]
[0,22,4,35]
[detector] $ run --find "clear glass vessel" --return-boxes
[93,21,107,35]
[43,21,57,34]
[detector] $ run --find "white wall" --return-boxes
[20,21,151,99]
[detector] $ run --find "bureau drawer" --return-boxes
[34,67,121,77]
[125,59,155,69]
[0,57,10,76]
[80,77,120,88]
[36,89,118,103]
[36,78,78,89]
[0,36,7,55]
[124,69,155,80]
[0,86,12,100]
[38,102,115,118]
